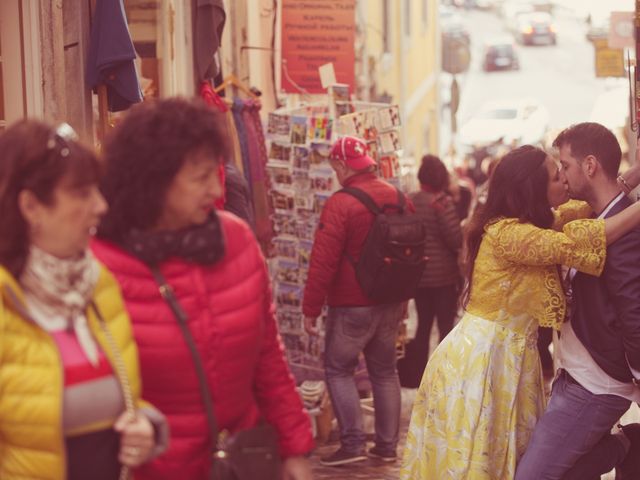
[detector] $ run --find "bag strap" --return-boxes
[339,187,382,214]
[339,186,405,214]
[150,266,220,453]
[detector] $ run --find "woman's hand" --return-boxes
[281,455,313,480]
[114,411,155,467]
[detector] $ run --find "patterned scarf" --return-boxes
[21,246,101,366]
[119,211,225,266]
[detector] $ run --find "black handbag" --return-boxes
[151,267,281,480]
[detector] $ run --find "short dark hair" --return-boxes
[418,154,450,191]
[552,122,621,179]
[98,98,230,243]
[462,145,553,305]
[0,120,101,277]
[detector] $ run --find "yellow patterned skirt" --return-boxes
[400,312,546,480]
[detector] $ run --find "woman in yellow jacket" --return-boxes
[0,120,168,480]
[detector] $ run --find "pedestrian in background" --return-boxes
[92,98,314,480]
[0,120,167,480]
[397,154,462,389]
[303,136,407,466]
[401,145,640,480]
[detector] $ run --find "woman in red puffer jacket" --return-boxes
[92,98,314,480]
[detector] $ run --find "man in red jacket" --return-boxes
[303,136,404,466]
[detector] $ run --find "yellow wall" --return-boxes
[359,0,440,167]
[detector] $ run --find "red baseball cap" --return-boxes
[330,136,376,170]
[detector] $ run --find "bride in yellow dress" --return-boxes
[401,145,640,480]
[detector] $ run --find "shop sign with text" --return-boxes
[281,0,356,94]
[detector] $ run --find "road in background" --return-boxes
[439,7,629,158]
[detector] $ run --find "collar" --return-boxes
[343,172,377,187]
[597,192,625,219]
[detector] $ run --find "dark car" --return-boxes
[516,12,557,45]
[482,37,519,72]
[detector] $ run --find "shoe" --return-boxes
[320,448,367,466]
[615,423,640,479]
[367,446,397,462]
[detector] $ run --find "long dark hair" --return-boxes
[461,145,554,306]
[97,98,230,244]
[0,120,101,277]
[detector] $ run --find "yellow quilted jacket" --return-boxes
[0,264,144,480]
[466,201,607,330]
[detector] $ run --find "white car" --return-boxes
[458,98,550,150]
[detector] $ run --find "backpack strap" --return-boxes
[338,187,382,215]
[380,187,406,213]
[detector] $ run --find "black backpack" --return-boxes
[339,186,428,304]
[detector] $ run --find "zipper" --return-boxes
[43,328,68,480]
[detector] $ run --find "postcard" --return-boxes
[308,116,333,142]
[267,113,291,138]
[292,146,310,170]
[276,283,302,308]
[290,116,308,145]
[272,213,297,237]
[269,188,296,213]
[268,142,292,162]
[379,154,399,179]
[273,236,298,259]
[362,109,380,141]
[336,112,363,137]
[378,130,401,154]
[336,102,354,117]
[314,192,331,214]
[277,258,301,285]
[292,170,311,191]
[367,140,380,163]
[329,83,350,102]
[267,162,293,186]
[298,240,314,268]
[378,105,401,130]
[309,142,332,166]
[309,167,336,192]
[278,308,303,334]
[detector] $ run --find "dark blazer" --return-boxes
[571,195,640,382]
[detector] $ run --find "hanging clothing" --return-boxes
[86,0,142,112]
[193,0,226,81]
[231,99,271,244]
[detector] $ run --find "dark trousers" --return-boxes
[397,285,458,388]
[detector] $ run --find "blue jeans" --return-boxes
[324,303,402,454]
[515,370,630,480]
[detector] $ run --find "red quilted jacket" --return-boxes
[302,172,413,317]
[91,213,313,480]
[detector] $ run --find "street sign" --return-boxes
[609,11,634,49]
[594,39,625,78]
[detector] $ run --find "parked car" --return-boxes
[482,37,519,71]
[515,12,556,45]
[458,98,550,151]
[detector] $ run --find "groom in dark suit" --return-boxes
[515,122,640,480]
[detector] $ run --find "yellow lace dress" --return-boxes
[400,211,606,480]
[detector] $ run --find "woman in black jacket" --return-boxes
[397,155,463,388]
